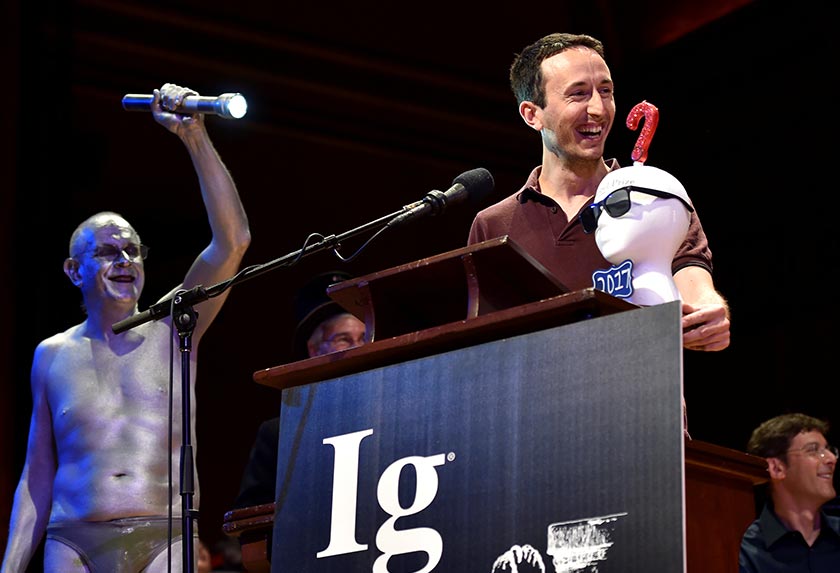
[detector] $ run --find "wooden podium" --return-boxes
[224,237,767,573]
[250,236,630,390]
[225,442,767,573]
[684,440,768,570]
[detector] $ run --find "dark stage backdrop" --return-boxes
[2,0,837,566]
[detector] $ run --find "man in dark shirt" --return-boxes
[740,413,840,572]
[234,271,366,509]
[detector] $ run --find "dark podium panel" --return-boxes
[224,440,769,573]
[265,301,685,572]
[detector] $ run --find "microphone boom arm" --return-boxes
[112,166,493,334]
[112,209,401,334]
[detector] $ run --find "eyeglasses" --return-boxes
[786,443,839,460]
[74,243,149,262]
[320,332,365,352]
[580,185,694,234]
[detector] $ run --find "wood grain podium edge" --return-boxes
[252,288,636,391]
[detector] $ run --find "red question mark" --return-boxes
[626,100,659,164]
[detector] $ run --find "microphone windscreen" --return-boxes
[453,168,495,203]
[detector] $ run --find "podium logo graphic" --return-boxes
[490,513,627,573]
[492,544,546,572]
[546,512,627,572]
[317,428,447,573]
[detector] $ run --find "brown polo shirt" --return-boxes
[468,163,712,291]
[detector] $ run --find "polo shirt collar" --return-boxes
[516,159,621,205]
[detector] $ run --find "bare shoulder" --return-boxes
[31,324,85,378]
[35,325,76,355]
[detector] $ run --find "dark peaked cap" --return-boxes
[291,270,354,361]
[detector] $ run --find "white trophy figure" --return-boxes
[590,164,694,306]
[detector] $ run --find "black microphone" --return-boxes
[121,92,248,119]
[388,167,495,227]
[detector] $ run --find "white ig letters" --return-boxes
[317,429,447,573]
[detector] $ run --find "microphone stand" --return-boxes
[110,200,425,573]
[172,299,198,573]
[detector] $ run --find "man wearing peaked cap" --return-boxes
[290,270,363,362]
[233,271,366,513]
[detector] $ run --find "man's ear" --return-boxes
[767,457,787,480]
[63,257,82,287]
[519,101,542,131]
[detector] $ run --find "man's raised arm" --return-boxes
[152,83,251,339]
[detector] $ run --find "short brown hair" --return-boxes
[509,33,606,107]
[747,413,830,463]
